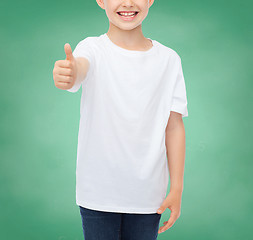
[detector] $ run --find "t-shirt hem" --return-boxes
[76,199,160,214]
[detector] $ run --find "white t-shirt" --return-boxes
[67,33,188,214]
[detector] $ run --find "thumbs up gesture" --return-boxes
[53,43,78,90]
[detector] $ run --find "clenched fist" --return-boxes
[53,43,78,90]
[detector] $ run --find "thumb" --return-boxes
[64,43,74,61]
[157,204,167,214]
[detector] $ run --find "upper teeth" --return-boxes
[119,12,136,16]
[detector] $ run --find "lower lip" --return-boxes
[117,12,138,21]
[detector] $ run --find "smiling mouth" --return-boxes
[117,12,139,16]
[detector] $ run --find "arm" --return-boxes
[157,55,188,234]
[165,111,186,194]
[74,57,90,87]
[157,111,186,234]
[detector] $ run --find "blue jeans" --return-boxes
[79,205,161,240]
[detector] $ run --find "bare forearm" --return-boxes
[166,122,186,193]
[75,57,87,86]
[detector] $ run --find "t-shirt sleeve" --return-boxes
[170,56,188,117]
[67,37,94,93]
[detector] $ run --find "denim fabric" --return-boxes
[79,205,161,240]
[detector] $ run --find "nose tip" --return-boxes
[122,0,135,7]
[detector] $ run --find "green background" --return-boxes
[1,0,252,239]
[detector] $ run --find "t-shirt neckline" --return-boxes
[102,33,157,56]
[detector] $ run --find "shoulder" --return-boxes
[77,36,98,46]
[155,40,182,62]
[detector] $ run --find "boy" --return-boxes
[53,0,188,239]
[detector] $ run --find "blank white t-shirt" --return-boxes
[67,33,188,213]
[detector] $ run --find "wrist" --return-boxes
[169,186,183,195]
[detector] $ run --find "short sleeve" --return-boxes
[170,56,188,117]
[67,37,94,93]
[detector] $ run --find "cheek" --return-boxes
[141,8,149,18]
[105,10,115,20]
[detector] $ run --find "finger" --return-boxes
[164,219,174,230]
[54,67,73,77]
[157,204,168,214]
[158,211,178,234]
[55,60,72,68]
[158,226,166,234]
[165,212,177,228]
[160,215,177,233]
[158,221,173,234]
[55,81,72,90]
[64,43,74,61]
[55,74,72,83]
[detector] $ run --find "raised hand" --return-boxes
[53,43,78,90]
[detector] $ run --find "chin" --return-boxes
[111,22,141,31]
